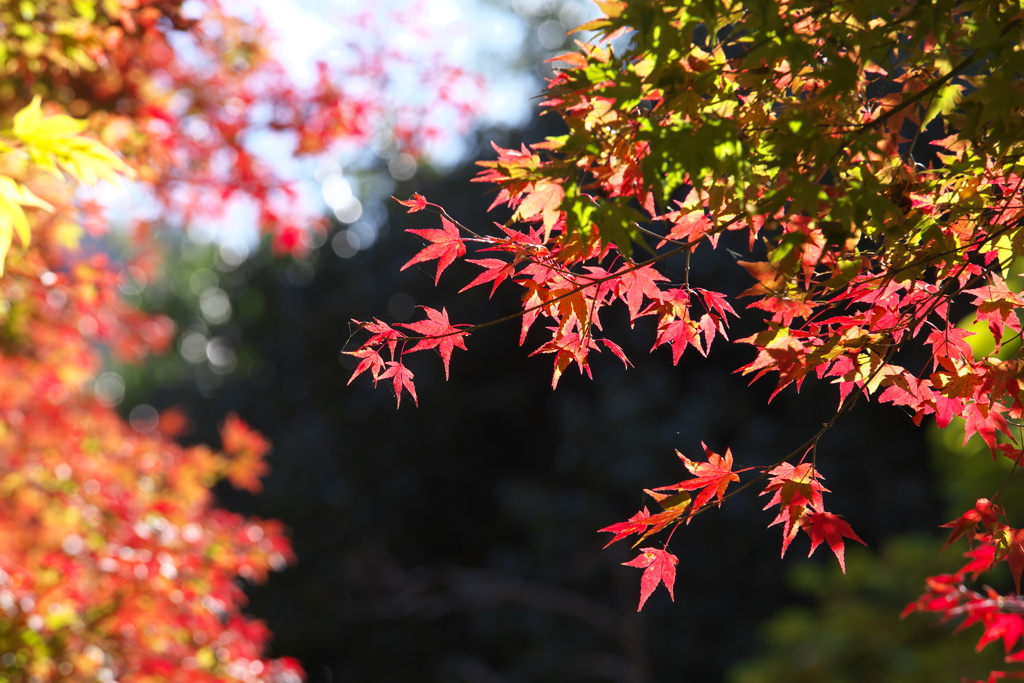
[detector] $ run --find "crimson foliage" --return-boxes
[348,1,1024,678]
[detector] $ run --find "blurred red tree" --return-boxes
[0,0,482,680]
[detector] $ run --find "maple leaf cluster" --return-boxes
[599,447,863,609]
[348,194,732,403]
[348,0,1024,676]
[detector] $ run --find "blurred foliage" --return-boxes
[728,416,1024,682]
[728,536,1005,683]
[928,418,1024,525]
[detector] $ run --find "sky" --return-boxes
[170,0,597,251]
[251,0,551,144]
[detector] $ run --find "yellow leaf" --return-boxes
[921,82,963,128]
[30,112,89,139]
[0,200,19,276]
[11,95,42,138]
[0,177,53,275]
[54,219,84,250]
[10,97,132,185]
[514,180,565,241]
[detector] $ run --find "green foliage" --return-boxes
[732,416,1024,682]
[729,537,1006,683]
[928,418,1024,524]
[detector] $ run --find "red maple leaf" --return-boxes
[345,347,388,385]
[460,258,517,297]
[761,462,829,511]
[616,265,668,323]
[399,307,469,379]
[529,328,594,388]
[653,314,701,364]
[394,193,429,212]
[401,216,467,284]
[748,294,815,327]
[379,361,418,408]
[965,275,1024,345]
[354,319,403,357]
[963,401,1013,453]
[599,507,653,547]
[962,543,999,579]
[769,503,809,558]
[599,337,631,368]
[600,490,693,547]
[622,547,678,611]
[518,277,549,345]
[655,444,748,519]
[942,498,1003,550]
[738,327,811,397]
[699,288,736,320]
[976,613,1024,653]
[877,373,933,423]
[695,288,736,350]
[804,511,865,573]
[643,289,697,342]
[603,507,689,546]
[658,208,712,247]
[926,327,975,365]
